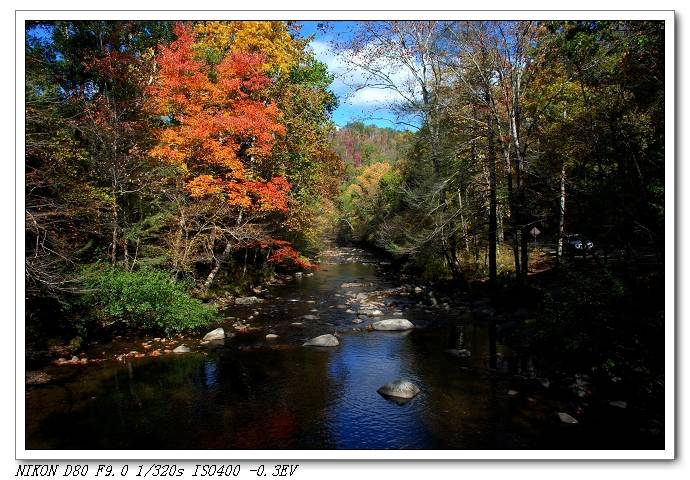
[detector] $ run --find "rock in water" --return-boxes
[372,319,414,331]
[235,296,262,305]
[377,379,421,400]
[557,412,578,424]
[609,400,628,409]
[445,348,471,358]
[301,314,319,320]
[302,334,339,347]
[265,334,279,340]
[203,328,225,341]
[173,345,190,354]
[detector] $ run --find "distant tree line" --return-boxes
[335,21,664,285]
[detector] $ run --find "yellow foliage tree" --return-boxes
[194,21,303,75]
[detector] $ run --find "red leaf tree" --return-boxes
[148,24,314,286]
[149,23,289,212]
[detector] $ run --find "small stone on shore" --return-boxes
[203,328,225,341]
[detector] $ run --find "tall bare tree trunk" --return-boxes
[512,139,529,284]
[111,200,118,265]
[203,242,232,292]
[556,160,566,267]
[487,107,498,370]
[503,148,520,278]
[123,238,129,271]
[458,189,471,255]
[487,103,497,288]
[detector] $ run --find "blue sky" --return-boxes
[296,21,414,131]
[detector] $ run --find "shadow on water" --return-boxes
[25,247,663,450]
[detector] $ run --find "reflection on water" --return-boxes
[25,247,660,450]
[325,331,435,449]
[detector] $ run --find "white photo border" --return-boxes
[15,9,676,461]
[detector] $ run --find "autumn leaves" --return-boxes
[144,22,326,273]
[148,23,288,213]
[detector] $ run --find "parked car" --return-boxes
[564,234,594,253]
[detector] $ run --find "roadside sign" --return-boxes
[530,227,541,244]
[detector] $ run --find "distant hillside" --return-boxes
[330,122,412,169]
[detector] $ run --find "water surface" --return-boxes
[26,247,658,450]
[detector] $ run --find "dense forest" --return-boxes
[332,21,664,281]
[26,21,344,345]
[26,20,665,388]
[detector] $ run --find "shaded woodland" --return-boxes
[25,21,665,395]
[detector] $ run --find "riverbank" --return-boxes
[29,247,451,371]
[25,245,664,450]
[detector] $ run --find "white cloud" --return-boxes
[308,39,421,108]
[347,87,402,106]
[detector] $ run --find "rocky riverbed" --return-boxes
[25,246,662,450]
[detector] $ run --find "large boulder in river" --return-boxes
[372,319,414,331]
[556,412,579,424]
[235,296,262,305]
[377,379,421,400]
[303,334,339,347]
[203,327,225,341]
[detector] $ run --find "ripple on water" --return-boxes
[321,331,435,449]
[26,247,654,450]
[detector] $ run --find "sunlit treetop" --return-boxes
[148,23,287,212]
[194,21,303,75]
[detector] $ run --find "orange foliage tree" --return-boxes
[149,23,288,210]
[148,23,313,288]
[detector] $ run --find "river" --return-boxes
[25,246,659,450]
